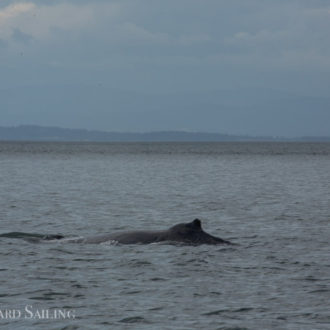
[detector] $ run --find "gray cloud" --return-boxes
[1,1,329,68]
[11,28,33,43]
[1,0,330,136]
[0,38,7,48]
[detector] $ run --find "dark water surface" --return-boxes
[0,142,329,329]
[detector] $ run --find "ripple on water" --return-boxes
[203,307,262,316]
[119,316,150,324]
[29,291,73,301]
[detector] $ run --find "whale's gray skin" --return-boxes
[66,219,231,245]
[0,232,64,241]
[0,219,231,245]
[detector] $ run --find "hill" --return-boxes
[0,125,329,142]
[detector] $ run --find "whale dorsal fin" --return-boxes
[192,219,202,229]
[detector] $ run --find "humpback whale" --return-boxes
[0,219,232,245]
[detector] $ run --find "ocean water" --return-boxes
[0,142,329,330]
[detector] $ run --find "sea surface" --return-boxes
[0,142,329,330]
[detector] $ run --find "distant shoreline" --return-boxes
[1,125,329,142]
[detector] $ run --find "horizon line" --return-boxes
[0,124,329,141]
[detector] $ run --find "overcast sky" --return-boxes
[1,0,330,136]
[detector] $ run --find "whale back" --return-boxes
[167,219,230,245]
[84,219,229,245]
[0,219,231,245]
